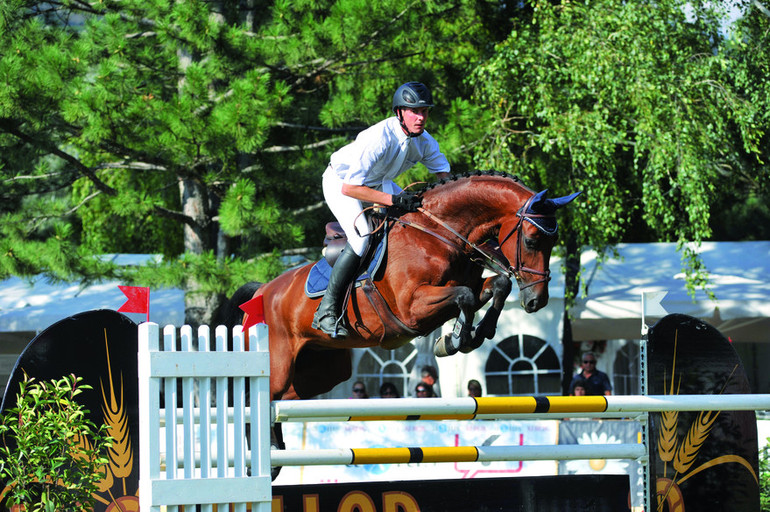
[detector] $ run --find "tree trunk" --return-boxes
[561,232,580,395]
[179,178,219,327]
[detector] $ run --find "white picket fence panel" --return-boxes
[138,322,272,512]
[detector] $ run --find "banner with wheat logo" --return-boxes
[0,310,140,512]
[648,313,759,512]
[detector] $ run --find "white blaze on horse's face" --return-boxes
[516,221,555,313]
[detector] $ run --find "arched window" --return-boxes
[485,334,561,396]
[355,344,417,398]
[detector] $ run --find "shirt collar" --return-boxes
[390,116,414,144]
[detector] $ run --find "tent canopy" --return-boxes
[1,244,768,343]
[570,241,770,342]
[0,255,185,332]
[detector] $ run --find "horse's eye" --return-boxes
[524,237,538,250]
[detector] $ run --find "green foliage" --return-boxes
[761,440,770,511]
[0,374,112,512]
[1,0,768,324]
[0,0,506,325]
[470,0,765,295]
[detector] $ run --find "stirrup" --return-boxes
[312,311,349,338]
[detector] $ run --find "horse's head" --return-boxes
[498,189,581,312]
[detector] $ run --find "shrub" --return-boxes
[0,374,112,512]
[761,439,770,512]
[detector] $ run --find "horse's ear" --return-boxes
[527,189,550,213]
[551,191,582,209]
[527,189,582,215]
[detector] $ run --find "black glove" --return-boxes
[390,191,422,213]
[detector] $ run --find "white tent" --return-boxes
[0,255,185,333]
[569,241,770,342]
[1,243,768,343]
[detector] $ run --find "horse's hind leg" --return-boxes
[462,274,513,353]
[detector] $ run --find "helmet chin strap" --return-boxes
[396,108,421,137]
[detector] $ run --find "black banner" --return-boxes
[648,313,759,511]
[0,310,140,512]
[273,475,631,512]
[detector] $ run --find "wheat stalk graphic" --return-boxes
[672,410,720,474]
[657,332,681,470]
[100,329,134,499]
[657,402,679,465]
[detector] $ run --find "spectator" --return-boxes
[350,381,369,399]
[467,379,482,397]
[569,352,612,396]
[379,382,400,398]
[420,365,441,397]
[415,382,435,397]
[571,378,587,396]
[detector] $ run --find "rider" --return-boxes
[313,82,451,338]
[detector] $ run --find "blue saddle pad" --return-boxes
[305,236,387,298]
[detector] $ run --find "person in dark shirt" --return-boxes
[569,352,612,396]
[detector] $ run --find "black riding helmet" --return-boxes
[392,82,434,136]
[392,82,434,112]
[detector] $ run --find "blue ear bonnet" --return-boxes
[519,190,582,235]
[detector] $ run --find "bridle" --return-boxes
[390,194,556,290]
[497,195,554,289]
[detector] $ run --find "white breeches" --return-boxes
[322,171,371,256]
[322,167,404,257]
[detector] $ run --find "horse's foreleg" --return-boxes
[462,274,513,353]
[410,285,478,357]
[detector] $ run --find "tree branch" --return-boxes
[0,120,118,196]
[96,161,169,172]
[754,1,770,18]
[287,0,422,90]
[274,121,366,133]
[152,204,198,227]
[291,201,326,216]
[261,136,346,153]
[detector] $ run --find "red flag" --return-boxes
[239,295,265,332]
[118,286,150,322]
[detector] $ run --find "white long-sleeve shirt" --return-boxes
[327,116,450,194]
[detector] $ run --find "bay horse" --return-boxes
[222,172,579,401]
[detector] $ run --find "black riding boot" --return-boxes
[312,244,362,338]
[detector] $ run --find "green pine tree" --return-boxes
[0,0,504,326]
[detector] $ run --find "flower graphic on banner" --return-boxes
[565,432,630,474]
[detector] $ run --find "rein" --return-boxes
[391,194,553,289]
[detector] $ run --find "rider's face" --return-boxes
[399,107,430,135]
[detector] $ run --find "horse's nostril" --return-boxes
[525,296,548,312]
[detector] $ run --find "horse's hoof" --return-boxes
[473,322,496,341]
[459,328,486,353]
[434,333,459,357]
[271,465,283,481]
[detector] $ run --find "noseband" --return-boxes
[497,195,555,290]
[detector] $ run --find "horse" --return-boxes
[222,171,580,401]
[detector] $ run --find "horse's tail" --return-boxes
[216,281,264,329]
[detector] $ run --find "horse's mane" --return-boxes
[416,170,523,194]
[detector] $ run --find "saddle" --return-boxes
[305,218,420,340]
[322,222,347,267]
[305,220,387,298]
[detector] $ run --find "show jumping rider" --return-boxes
[313,82,451,338]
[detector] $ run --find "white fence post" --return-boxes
[138,322,272,511]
